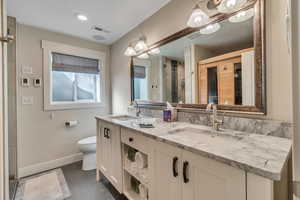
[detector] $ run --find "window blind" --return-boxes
[134,65,146,79]
[52,52,99,74]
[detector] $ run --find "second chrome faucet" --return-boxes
[206,103,225,131]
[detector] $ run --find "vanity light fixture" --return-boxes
[228,8,254,23]
[217,0,247,14]
[200,23,221,34]
[135,39,148,52]
[76,13,88,21]
[187,4,209,28]
[124,45,137,57]
[137,53,149,59]
[148,48,160,55]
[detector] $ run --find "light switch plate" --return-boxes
[22,96,33,105]
[22,66,32,74]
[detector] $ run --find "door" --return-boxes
[152,142,182,200]
[108,125,122,192]
[218,57,240,105]
[182,150,246,200]
[198,63,208,104]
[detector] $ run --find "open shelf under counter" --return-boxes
[124,189,142,200]
[123,165,149,187]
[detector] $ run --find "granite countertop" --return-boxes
[95,115,292,181]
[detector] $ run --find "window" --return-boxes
[51,53,101,103]
[42,41,106,110]
[133,65,148,100]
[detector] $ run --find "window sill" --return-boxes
[44,102,104,111]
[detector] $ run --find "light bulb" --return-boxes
[137,53,149,59]
[228,8,254,23]
[194,16,203,24]
[76,14,88,21]
[217,0,247,14]
[187,5,209,28]
[226,0,237,8]
[237,11,246,17]
[135,40,148,52]
[200,23,221,35]
[149,48,160,55]
[124,46,137,56]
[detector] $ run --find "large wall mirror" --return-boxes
[131,0,265,114]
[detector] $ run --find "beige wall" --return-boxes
[16,24,111,176]
[111,0,293,122]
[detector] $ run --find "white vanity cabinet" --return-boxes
[152,141,246,200]
[96,120,123,193]
[95,117,286,200]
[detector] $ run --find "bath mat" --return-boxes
[15,168,71,200]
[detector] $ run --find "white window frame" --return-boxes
[42,40,106,110]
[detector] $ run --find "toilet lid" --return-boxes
[78,136,96,145]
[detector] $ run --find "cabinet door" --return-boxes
[98,122,111,177]
[182,150,246,200]
[109,125,123,193]
[152,142,182,200]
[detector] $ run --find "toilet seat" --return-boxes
[77,136,97,171]
[78,136,96,145]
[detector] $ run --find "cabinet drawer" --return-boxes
[121,128,150,154]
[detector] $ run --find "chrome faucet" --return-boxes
[206,103,224,131]
[132,101,141,117]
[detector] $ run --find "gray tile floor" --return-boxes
[62,162,127,200]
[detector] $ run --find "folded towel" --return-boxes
[139,184,148,199]
[135,152,148,169]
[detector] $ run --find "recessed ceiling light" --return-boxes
[76,14,88,21]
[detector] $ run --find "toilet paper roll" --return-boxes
[135,152,147,169]
[65,120,78,127]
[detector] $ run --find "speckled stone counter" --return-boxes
[95,115,292,181]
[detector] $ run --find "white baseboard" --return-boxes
[18,153,83,178]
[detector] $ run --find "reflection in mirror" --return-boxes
[133,7,256,106]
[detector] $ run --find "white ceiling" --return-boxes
[8,0,171,44]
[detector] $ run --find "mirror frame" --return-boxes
[130,0,265,114]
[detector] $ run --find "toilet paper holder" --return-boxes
[65,120,79,127]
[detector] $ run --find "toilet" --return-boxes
[78,136,97,171]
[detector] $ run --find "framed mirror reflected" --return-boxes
[130,0,265,114]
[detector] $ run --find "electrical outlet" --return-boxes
[21,77,30,87]
[33,78,42,87]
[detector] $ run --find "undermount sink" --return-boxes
[110,115,138,121]
[167,127,245,142]
[168,127,217,136]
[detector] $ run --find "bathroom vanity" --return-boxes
[95,115,292,200]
